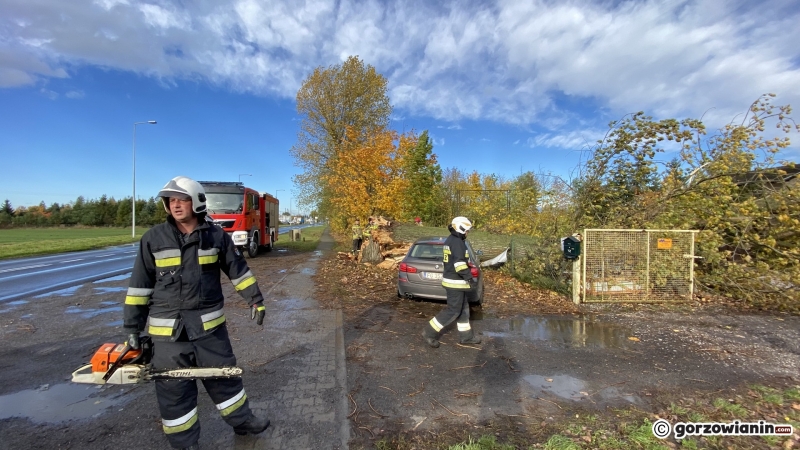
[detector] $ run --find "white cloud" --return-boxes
[0,0,798,133]
[65,90,84,99]
[527,129,606,150]
[39,88,58,100]
[138,4,191,30]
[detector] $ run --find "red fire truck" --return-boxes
[199,181,280,257]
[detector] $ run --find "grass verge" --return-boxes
[0,227,146,259]
[274,226,326,252]
[392,223,541,260]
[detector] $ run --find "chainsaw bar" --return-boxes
[72,364,243,385]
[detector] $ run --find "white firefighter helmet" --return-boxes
[158,176,207,214]
[451,216,472,234]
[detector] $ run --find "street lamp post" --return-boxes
[238,174,252,183]
[133,120,157,238]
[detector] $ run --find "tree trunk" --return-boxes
[361,240,383,264]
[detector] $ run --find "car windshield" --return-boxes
[205,193,243,213]
[410,244,444,260]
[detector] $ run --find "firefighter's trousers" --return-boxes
[424,288,476,342]
[152,325,253,449]
[352,238,363,254]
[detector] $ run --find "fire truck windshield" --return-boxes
[205,193,244,213]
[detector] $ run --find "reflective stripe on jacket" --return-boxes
[441,228,472,290]
[124,217,264,341]
[352,225,363,240]
[363,224,377,238]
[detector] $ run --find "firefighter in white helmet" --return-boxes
[421,216,481,348]
[123,176,270,449]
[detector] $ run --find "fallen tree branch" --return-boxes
[347,393,358,418]
[449,361,487,371]
[432,398,470,418]
[534,396,563,409]
[454,391,481,398]
[408,382,425,397]
[455,343,482,350]
[379,386,397,395]
[368,398,389,418]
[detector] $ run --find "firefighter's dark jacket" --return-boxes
[442,227,473,290]
[124,216,264,341]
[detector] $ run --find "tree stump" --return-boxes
[361,240,383,264]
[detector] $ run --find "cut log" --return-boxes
[382,244,411,258]
[376,258,399,269]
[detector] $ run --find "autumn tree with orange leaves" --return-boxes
[291,56,392,224]
[321,127,418,230]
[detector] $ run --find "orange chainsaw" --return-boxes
[71,337,242,385]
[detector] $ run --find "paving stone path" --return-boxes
[226,231,349,450]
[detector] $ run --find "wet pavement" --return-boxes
[212,235,349,450]
[0,383,129,423]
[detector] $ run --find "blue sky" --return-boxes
[2,0,799,213]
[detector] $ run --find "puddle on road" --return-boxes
[65,305,123,319]
[93,287,126,294]
[300,267,316,275]
[0,300,29,313]
[93,273,131,283]
[0,383,130,423]
[484,316,630,348]
[523,374,642,405]
[34,286,81,298]
[468,309,496,321]
[277,249,288,253]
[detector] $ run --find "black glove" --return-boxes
[251,302,265,325]
[127,332,140,350]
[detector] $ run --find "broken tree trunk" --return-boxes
[361,240,383,264]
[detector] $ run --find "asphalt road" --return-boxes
[0,224,316,303]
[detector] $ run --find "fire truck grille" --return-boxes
[214,220,235,228]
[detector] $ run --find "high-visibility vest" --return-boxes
[352,225,362,239]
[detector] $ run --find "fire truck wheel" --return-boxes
[247,231,260,258]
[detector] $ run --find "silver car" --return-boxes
[397,236,484,306]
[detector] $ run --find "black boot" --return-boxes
[421,326,440,348]
[459,330,481,345]
[233,415,271,436]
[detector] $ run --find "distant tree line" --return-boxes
[0,196,167,228]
